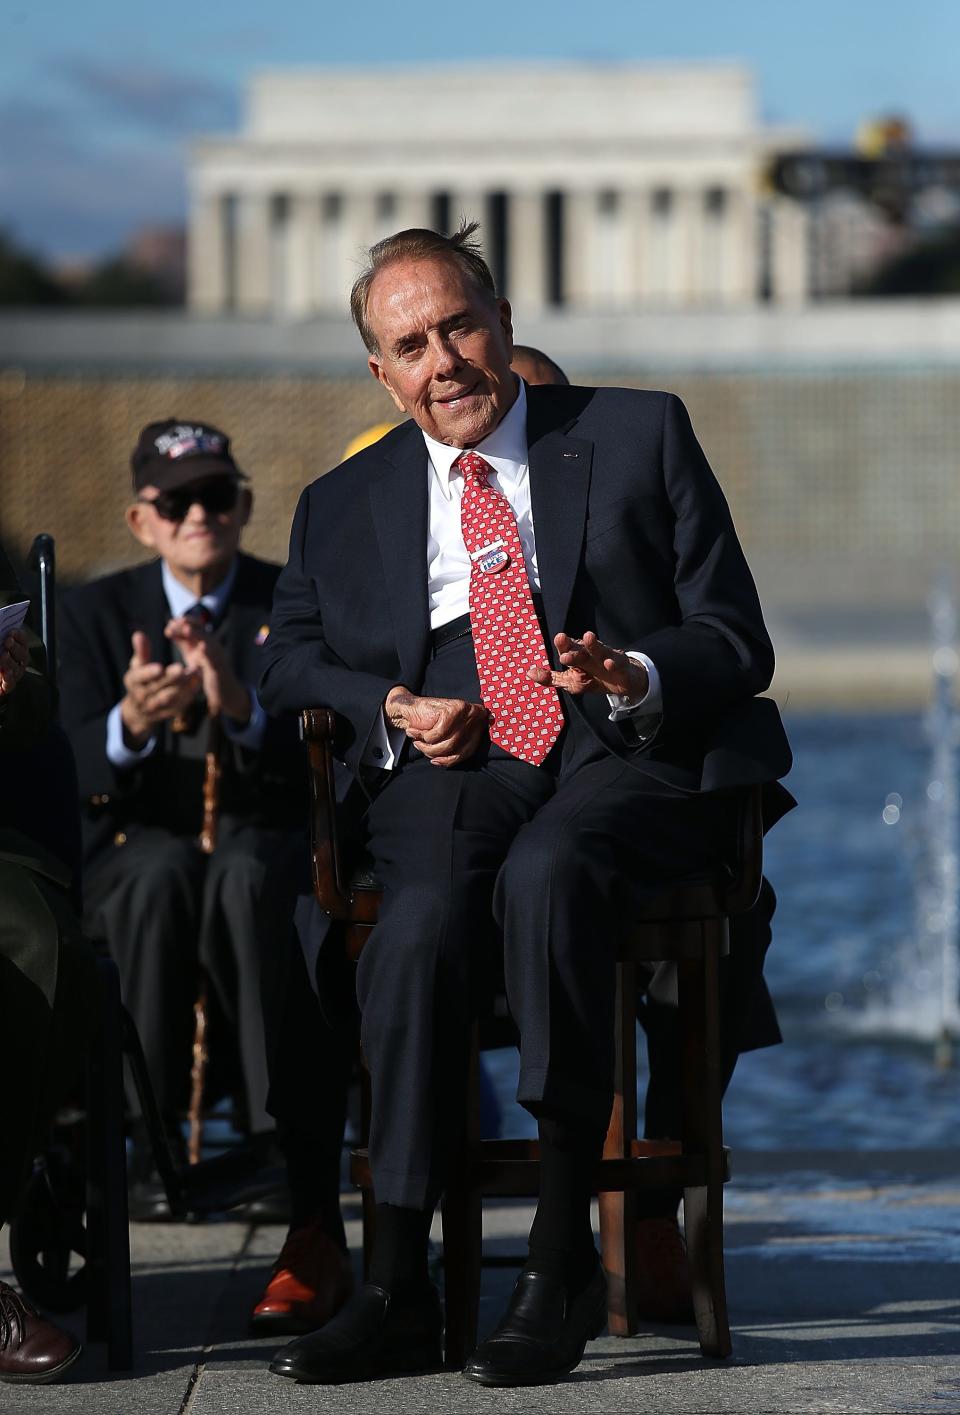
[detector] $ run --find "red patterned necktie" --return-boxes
[458,451,565,765]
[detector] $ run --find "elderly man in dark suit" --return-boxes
[261,223,792,1388]
[510,343,783,1325]
[58,424,351,1330]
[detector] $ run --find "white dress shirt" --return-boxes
[105,557,267,769]
[362,379,661,769]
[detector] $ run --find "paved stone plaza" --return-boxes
[2,1152,958,1414]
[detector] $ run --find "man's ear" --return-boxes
[125,502,157,550]
[498,298,514,361]
[238,488,253,528]
[368,355,408,415]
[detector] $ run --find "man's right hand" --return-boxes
[0,629,29,698]
[384,686,489,768]
[119,631,201,747]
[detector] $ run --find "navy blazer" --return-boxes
[60,552,306,869]
[261,384,792,801]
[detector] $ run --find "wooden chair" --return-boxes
[301,707,762,1367]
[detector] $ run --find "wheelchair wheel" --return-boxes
[9,1147,88,1313]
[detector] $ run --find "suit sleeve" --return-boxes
[632,394,774,725]
[58,588,130,802]
[259,488,401,776]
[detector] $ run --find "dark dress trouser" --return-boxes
[355,632,741,1210]
[84,819,303,1135]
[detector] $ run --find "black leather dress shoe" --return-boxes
[269,1282,443,1384]
[463,1262,607,1387]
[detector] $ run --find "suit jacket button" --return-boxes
[114,831,127,847]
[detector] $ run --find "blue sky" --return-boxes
[2,0,957,261]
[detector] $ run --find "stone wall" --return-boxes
[2,366,958,590]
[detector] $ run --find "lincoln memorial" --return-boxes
[187,62,810,317]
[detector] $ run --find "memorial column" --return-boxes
[188,191,229,314]
[235,191,272,315]
[508,191,547,313]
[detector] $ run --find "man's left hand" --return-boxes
[526,631,648,700]
[164,616,251,723]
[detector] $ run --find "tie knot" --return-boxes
[457,451,492,485]
[186,602,214,630]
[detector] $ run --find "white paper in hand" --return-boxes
[0,600,30,641]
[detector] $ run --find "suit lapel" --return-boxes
[369,427,431,689]
[526,391,593,645]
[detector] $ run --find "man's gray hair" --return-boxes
[350,221,497,354]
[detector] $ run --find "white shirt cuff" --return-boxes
[106,700,157,768]
[606,652,661,714]
[223,688,268,751]
[360,706,407,771]
[607,652,662,741]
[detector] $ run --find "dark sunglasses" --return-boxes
[139,478,241,522]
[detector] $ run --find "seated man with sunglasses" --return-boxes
[57,423,336,1264]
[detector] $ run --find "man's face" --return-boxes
[366,256,517,447]
[125,475,251,577]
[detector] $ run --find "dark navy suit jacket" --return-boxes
[60,552,306,871]
[260,384,792,804]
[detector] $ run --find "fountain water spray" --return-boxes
[920,575,960,1064]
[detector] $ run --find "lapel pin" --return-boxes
[562,451,579,459]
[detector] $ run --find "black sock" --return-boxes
[281,1127,346,1250]
[634,1185,682,1222]
[526,1114,605,1293]
[368,1203,434,1296]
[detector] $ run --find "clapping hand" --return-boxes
[119,631,202,746]
[164,615,251,723]
[526,631,648,699]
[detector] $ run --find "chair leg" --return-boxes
[441,1026,483,1368]
[678,930,731,1359]
[86,959,133,1370]
[359,1059,375,1281]
[441,1180,482,1369]
[599,960,639,1336]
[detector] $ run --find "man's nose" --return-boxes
[427,331,461,378]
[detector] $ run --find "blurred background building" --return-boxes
[3,59,960,715]
[184,65,960,316]
[187,63,809,314]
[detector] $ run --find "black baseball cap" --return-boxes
[131,419,247,493]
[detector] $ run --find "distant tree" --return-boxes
[73,258,173,307]
[0,231,67,305]
[862,227,960,296]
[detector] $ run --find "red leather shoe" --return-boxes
[250,1224,354,1336]
[0,1283,81,1384]
[633,1216,696,1324]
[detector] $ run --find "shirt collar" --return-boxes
[161,556,238,622]
[422,377,528,500]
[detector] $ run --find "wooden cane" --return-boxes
[198,711,223,855]
[187,711,223,1162]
